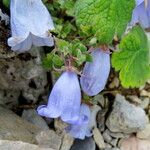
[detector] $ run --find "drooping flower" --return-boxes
[8,0,55,52]
[136,0,144,5]
[130,0,150,28]
[80,49,110,96]
[67,104,92,140]
[37,71,86,124]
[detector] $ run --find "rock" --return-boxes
[36,130,61,150]
[109,77,120,89]
[140,90,150,98]
[105,148,120,150]
[127,95,141,104]
[0,90,19,109]
[22,109,49,130]
[105,143,112,149]
[93,127,105,149]
[137,124,150,139]
[110,148,120,150]
[89,105,101,130]
[110,139,118,147]
[70,137,96,150]
[106,130,130,139]
[140,98,150,109]
[103,130,112,143]
[54,119,68,134]
[94,94,108,108]
[60,133,74,150]
[0,47,48,103]
[106,94,148,133]
[0,9,9,25]
[0,105,41,144]
[97,109,107,132]
[0,140,55,150]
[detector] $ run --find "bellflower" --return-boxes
[136,0,144,5]
[37,71,86,124]
[80,49,110,96]
[67,104,92,140]
[130,0,150,28]
[8,0,55,52]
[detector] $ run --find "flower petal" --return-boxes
[8,0,54,51]
[37,71,81,124]
[136,0,144,6]
[8,34,32,52]
[37,105,60,118]
[80,49,110,96]
[67,104,92,140]
[59,71,81,124]
[130,0,150,28]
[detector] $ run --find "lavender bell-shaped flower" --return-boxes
[80,49,110,96]
[37,71,86,124]
[8,0,55,52]
[67,104,92,140]
[130,0,150,28]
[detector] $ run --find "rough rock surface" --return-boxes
[22,109,49,130]
[106,94,148,133]
[0,140,55,150]
[36,130,62,150]
[0,47,48,105]
[0,105,41,144]
[137,123,150,139]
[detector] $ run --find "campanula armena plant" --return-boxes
[6,0,150,140]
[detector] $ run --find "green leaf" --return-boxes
[75,0,135,44]
[71,40,87,56]
[3,0,9,8]
[77,51,86,65]
[55,38,71,55]
[86,54,93,62]
[52,54,64,67]
[42,53,53,70]
[112,26,150,88]
[57,0,75,16]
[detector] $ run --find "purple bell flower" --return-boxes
[136,0,144,5]
[37,71,86,124]
[67,104,92,140]
[80,49,110,96]
[130,0,150,28]
[8,0,54,52]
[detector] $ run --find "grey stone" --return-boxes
[54,119,68,134]
[137,123,150,139]
[0,9,9,25]
[97,109,107,132]
[70,137,96,150]
[94,94,108,108]
[106,94,148,133]
[103,130,112,143]
[0,90,19,109]
[0,140,55,150]
[140,97,150,109]
[0,105,41,144]
[89,105,101,130]
[93,127,105,149]
[110,148,120,150]
[22,109,49,130]
[36,130,61,150]
[105,143,112,149]
[110,139,118,147]
[106,130,130,139]
[0,47,48,103]
[60,133,74,150]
